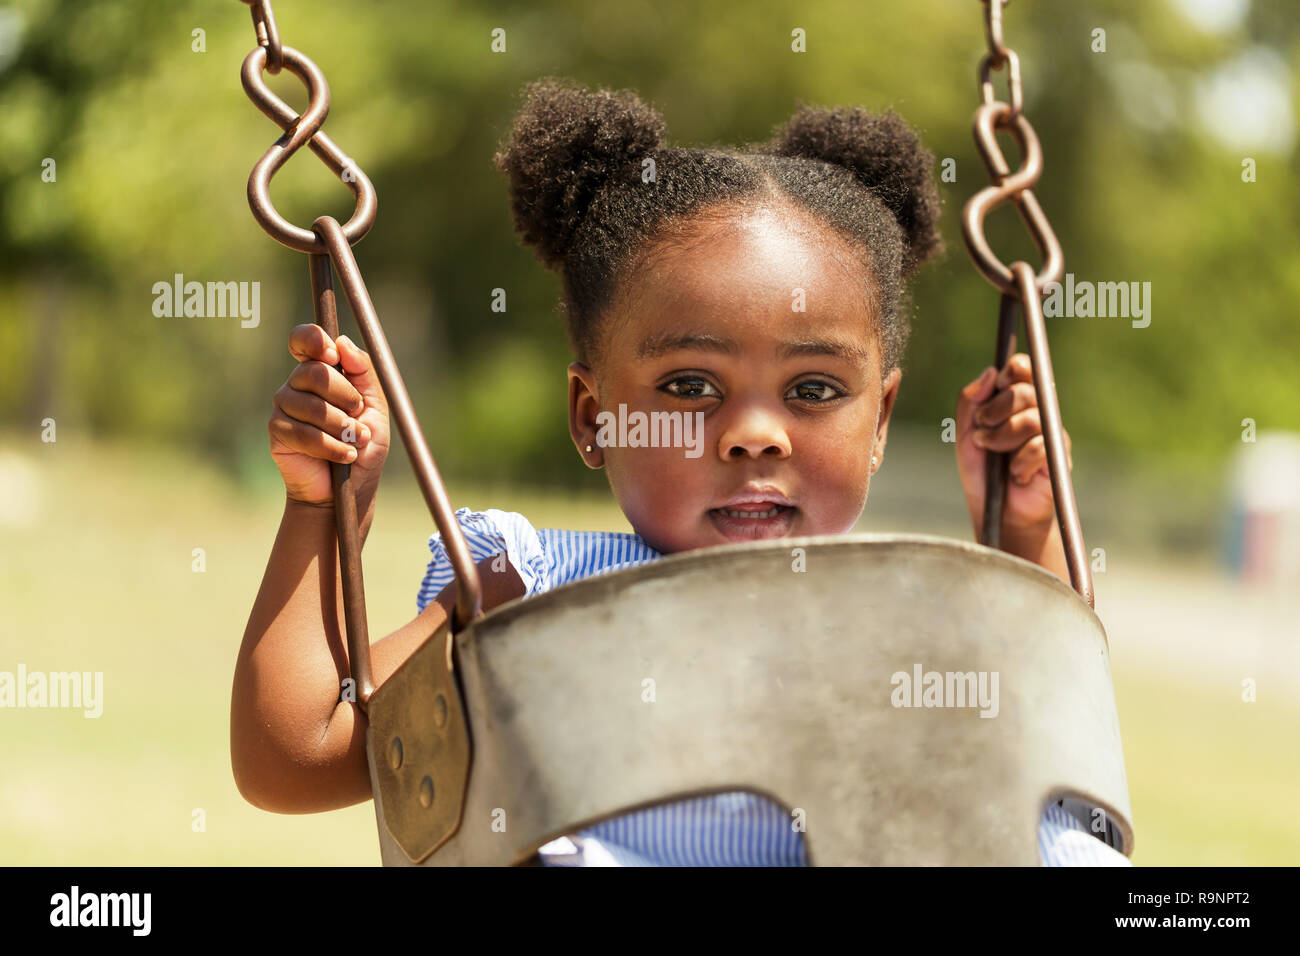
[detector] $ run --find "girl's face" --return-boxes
[567,203,901,555]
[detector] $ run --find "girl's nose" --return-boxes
[717,406,792,461]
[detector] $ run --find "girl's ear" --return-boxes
[567,362,604,469]
[872,367,903,472]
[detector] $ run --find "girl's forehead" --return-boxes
[606,210,878,359]
[649,205,868,302]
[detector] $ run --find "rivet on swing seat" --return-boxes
[367,630,471,861]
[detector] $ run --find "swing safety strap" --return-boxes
[237,1,485,709]
[962,0,1095,608]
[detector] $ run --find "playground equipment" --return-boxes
[235,0,1134,864]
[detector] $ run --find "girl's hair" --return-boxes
[493,76,943,373]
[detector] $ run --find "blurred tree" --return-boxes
[0,0,1296,489]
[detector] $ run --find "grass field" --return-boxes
[1,431,1296,865]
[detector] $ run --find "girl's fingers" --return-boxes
[269,409,359,463]
[955,366,998,440]
[996,352,1033,390]
[958,354,1032,441]
[287,360,366,417]
[288,323,339,366]
[975,381,1036,427]
[275,383,371,445]
[334,335,387,413]
[972,406,1041,453]
[1008,435,1046,484]
[287,328,384,413]
[1006,431,1074,484]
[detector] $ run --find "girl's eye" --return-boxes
[787,380,843,403]
[660,376,720,399]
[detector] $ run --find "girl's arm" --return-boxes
[230,498,525,813]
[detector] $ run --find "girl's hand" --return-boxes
[269,325,390,507]
[954,353,1073,573]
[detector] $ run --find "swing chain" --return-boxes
[964,1,1094,609]
[235,1,486,707]
[978,0,1021,116]
[238,0,377,254]
[964,0,1061,297]
[242,0,283,74]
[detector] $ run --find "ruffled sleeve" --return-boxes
[416,508,551,613]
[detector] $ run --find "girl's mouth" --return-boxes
[707,504,797,541]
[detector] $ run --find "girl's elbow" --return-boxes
[230,725,296,812]
[230,705,370,814]
[230,739,330,814]
[229,704,314,813]
[231,751,279,812]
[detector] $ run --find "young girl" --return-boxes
[233,77,1127,866]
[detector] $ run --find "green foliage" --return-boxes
[1,0,1297,484]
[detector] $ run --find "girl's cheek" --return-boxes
[796,428,873,530]
[608,446,699,524]
[799,431,861,483]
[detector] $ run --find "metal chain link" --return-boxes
[979,0,1020,114]
[237,2,484,706]
[243,0,283,74]
[962,0,1094,608]
[965,0,1060,294]
[238,0,376,255]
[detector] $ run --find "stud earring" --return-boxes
[871,455,879,466]
[585,444,593,453]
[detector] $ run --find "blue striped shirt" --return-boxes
[418,508,1132,867]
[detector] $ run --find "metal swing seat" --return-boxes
[368,533,1132,866]
[235,0,1135,865]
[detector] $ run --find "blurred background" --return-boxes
[1,0,1297,864]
